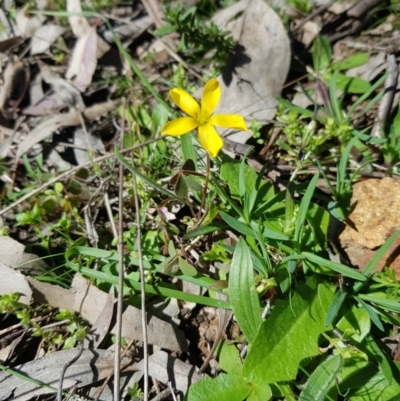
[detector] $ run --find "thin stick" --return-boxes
[0,137,164,217]
[114,101,127,401]
[57,341,84,401]
[132,157,149,401]
[104,192,118,239]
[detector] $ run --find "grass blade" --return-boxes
[294,173,319,247]
[302,252,367,281]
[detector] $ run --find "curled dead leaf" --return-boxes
[16,100,120,160]
[0,58,29,114]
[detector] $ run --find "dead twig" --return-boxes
[292,0,336,33]
[57,341,84,401]
[114,100,127,401]
[371,54,398,138]
[132,138,150,401]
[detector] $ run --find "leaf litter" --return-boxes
[0,0,400,399]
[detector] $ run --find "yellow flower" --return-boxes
[161,78,248,158]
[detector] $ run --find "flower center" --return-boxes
[197,109,210,126]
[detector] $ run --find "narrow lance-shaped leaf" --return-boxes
[229,238,262,344]
[299,354,343,401]
[294,173,319,248]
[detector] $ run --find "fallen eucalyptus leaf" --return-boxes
[0,349,134,401]
[213,0,291,144]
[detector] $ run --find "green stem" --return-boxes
[196,153,211,224]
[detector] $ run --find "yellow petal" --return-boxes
[170,88,200,118]
[209,114,248,130]
[201,78,220,119]
[198,124,223,158]
[161,117,198,136]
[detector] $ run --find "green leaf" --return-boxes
[261,225,289,241]
[362,230,400,276]
[306,203,329,250]
[154,24,178,36]
[356,297,384,331]
[219,211,256,238]
[324,73,371,94]
[115,147,185,203]
[294,173,319,248]
[178,257,197,277]
[325,290,348,326]
[182,221,228,239]
[218,342,243,375]
[302,252,367,281]
[354,333,394,385]
[181,133,197,168]
[337,307,370,342]
[63,337,76,350]
[313,35,331,72]
[185,373,252,401]
[239,154,247,200]
[152,103,169,129]
[243,277,334,383]
[270,383,296,401]
[285,185,296,232]
[333,52,369,70]
[220,154,258,199]
[299,354,343,401]
[183,175,203,192]
[66,254,230,309]
[247,382,272,401]
[357,293,400,313]
[347,361,400,401]
[229,238,261,344]
[175,175,188,198]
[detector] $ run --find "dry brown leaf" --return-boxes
[213,0,291,144]
[136,350,202,393]
[0,58,29,113]
[91,287,115,348]
[47,149,73,170]
[31,24,66,55]
[141,0,166,29]
[27,274,187,352]
[0,349,134,401]
[67,0,110,58]
[16,114,77,160]
[72,274,188,352]
[15,8,44,37]
[23,64,85,115]
[41,64,85,110]
[27,277,75,311]
[0,36,24,53]
[0,334,24,364]
[67,0,90,38]
[22,92,64,116]
[73,125,106,164]
[0,262,32,304]
[16,100,119,159]
[103,15,152,44]
[0,236,47,274]
[66,26,98,92]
